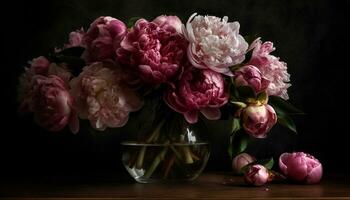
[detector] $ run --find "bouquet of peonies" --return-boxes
[17,13,322,185]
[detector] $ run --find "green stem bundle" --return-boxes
[144,141,169,179]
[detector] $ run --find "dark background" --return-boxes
[1,0,349,180]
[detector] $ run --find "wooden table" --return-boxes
[1,172,349,199]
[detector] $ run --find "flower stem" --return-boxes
[180,135,193,164]
[190,150,200,161]
[135,120,166,169]
[136,146,147,169]
[182,145,194,164]
[163,154,176,179]
[170,145,183,161]
[144,141,169,179]
[146,119,165,143]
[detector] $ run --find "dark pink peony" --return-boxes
[70,62,143,131]
[244,164,270,186]
[233,65,269,93]
[279,152,322,184]
[164,67,228,123]
[22,75,79,133]
[241,104,277,138]
[117,18,188,84]
[248,38,291,99]
[83,16,127,62]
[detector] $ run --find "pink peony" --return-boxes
[241,104,277,138]
[65,28,85,49]
[164,67,228,123]
[248,38,291,99]
[117,18,188,84]
[29,56,50,75]
[153,15,183,33]
[46,63,72,83]
[183,13,248,76]
[18,57,72,106]
[28,56,72,81]
[21,75,79,133]
[232,153,256,173]
[233,65,269,93]
[279,152,323,184]
[83,16,127,62]
[55,28,85,53]
[70,62,143,131]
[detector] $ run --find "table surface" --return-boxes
[1,172,349,200]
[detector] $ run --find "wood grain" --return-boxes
[1,172,349,199]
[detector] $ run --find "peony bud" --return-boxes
[233,65,269,93]
[241,104,277,138]
[232,153,256,174]
[244,164,270,186]
[29,56,50,75]
[83,16,127,62]
[153,15,183,33]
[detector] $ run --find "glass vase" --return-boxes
[121,114,210,183]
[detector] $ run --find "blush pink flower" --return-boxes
[244,164,270,186]
[164,67,228,123]
[183,13,248,76]
[153,15,183,33]
[233,65,270,93]
[21,75,79,133]
[83,16,127,62]
[117,18,187,84]
[241,104,277,138]
[279,152,323,184]
[232,153,256,174]
[248,38,291,99]
[70,62,143,131]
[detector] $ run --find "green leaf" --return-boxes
[239,163,251,174]
[50,54,86,68]
[277,113,297,133]
[239,158,274,173]
[269,96,304,115]
[259,158,274,170]
[231,117,241,133]
[269,96,299,134]
[228,130,249,159]
[230,101,247,109]
[127,17,141,28]
[57,47,85,57]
